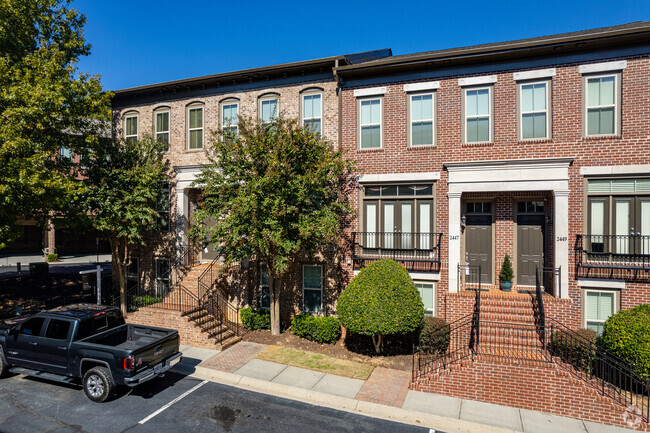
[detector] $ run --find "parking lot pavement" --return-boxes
[0,370,433,433]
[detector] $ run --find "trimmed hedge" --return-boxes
[131,295,163,308]
[419,317,451,355]
[601,304,650,380]
[550,328,597,372]
[240,307,271,330]
[291,314,341,344]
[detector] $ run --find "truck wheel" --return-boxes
[0,348,8,378]
[82,367,114,403]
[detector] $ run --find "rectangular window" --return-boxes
[188,107,204,149]
[520,82,549,140]
[260,98,278,123]
[222,103,239,137]
[303,265,322,314]
[464,87,491,143]
[303,93,322,134]
[45,319,71,340]
[125,115,138,143]
[155,111,170,151]
[156,182,171,232]
[155,258,171,296]
[260,264,270,309]
[585,74,619,136]
[409,93,435,146]
[585,290,616,335]
[415,282,435,316]
[61,146,72,159]
[359,98,382,149]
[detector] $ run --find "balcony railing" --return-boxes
[352,232,442,272]
[576,234,650,279]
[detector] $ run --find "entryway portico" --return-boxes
[445,158,573,298]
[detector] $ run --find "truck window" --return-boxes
[45,319,71,340]
[75,310,125,341]
[20,317,46,336]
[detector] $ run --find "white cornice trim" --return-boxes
[357,172,440,183]
[580,164,650,176]
[578,60,627,74]
[353,87,387,98]
[403,81,440,92]
[577,279,625,289]
[458,75,497,86]
[513,68,556,81]
[445,158,573,172]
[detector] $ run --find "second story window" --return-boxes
[156,182,171,232]
[124,115,138,143]
[585,74,619,137]
[302,93,322,134]
[221,102,239,137]
[464,87,491,143]
[520,82,550,140]
[187,105,204,149]
[61,146,72,159]
[259,95,279,124]
[359,98,382,149]
[409,93,435,146]
[155,111,170,151]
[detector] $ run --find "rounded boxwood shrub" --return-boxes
[419,317,451,355]
[601,304,650,379]
[240,307,271,330]
[337,259,424,353]
[550,328,597,372]
[291,314,341,344]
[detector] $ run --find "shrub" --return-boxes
[601,304,650,380]
[131,295,162,308]
[550,328,597,372]
[499,254,514,282]
[240,307,271,330]
[337,259,424,353]
[46,253,59,262]
[291,314,341,344]
[419,317,451,355]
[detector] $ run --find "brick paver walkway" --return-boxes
[355,367,411,407]
[200,341,269,373]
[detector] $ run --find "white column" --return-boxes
[553,190,570,298]
[176,188,189,255]
[448,191,462,293]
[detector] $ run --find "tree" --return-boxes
[0,0,109,249]
[192,116,354,335]
[82,136,168,315]
[337,259,425,354]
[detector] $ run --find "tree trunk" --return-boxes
[269,272,281,335]
[371,334,383,354]
[110,236,128,316]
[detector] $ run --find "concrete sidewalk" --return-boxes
[173,342,638,433]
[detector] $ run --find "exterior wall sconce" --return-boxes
[461,215,467,230]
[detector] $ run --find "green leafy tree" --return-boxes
[337,259,425,354]
[0,0,109,248]
[192,116,354,335]
[601,304,650,379]
[82,136,168,315]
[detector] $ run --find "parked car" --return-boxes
[0,303,181,402]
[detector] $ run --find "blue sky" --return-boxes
[74,0,650,91]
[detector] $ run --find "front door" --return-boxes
[464,202,492,284]
[517,201,546,286]
[202,216,220,261]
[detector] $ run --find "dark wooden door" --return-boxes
[517,214,545,286]
[465,214,492,284]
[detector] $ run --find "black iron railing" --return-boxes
[576,234,650,279]
[352,232,442,272]
[197,257,241,345]
[458,264,485,291]
[534,267,546,350]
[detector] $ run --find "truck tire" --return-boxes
[0,348,8,378]
[82,367,114,403]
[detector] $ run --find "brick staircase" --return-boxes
[126,262,242,350]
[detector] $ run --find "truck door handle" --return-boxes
[28,342,38,346]
[58,346,67,350]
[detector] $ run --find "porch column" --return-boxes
[176,188,189,256]
[553,190,570,298]
[448,191,462,293]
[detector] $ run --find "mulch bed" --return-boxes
[242,328,418,372]
[0,275,88,319]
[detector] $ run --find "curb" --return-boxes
[183,365,522,433]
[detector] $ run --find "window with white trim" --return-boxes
[260,263,270,309]
[259,95,279,124]
[359,98,382,149]
[303,265,322,314]
[155,258,171,297]
[409,93,435,146]
[584,73,620,137]
[584,289,617,335]
[464,87,491,143]
[519,81,550,140]
[302,93,322,134]
[155,111,170,151]
[415,282,435,316]
[187,105,204,149]
[124,115,138,143]
[221,101,239,137]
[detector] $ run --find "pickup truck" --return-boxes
[0,303,182,402]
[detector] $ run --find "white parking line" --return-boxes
[138,380,208,424]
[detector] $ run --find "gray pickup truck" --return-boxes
[0,303,182,402]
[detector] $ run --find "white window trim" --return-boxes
[518,80,552,141]
[358,97,383,150]
[463,86,493,144]
[403,81,440,92]
[513,68,556,81]
[578,60,627,74]
[407,91,436,147]
[221,100,239,134]
[583,288,619,332]
[301,91,323,132]
[353,86,387,97]
[154,110,170,150]
[458,75,497,87]
[302,264,323,314]
[258,95,280,123]
[583,73,621,138]
[414,281,436,316]
[124,114,138,142]
[186,105,204,150]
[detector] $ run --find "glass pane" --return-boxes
[382,185,398,196]
[361,125,380,149]
[419,202,431,249]
[398,186,415,196]
[477,117,489,142]
[46,320,70,340]
[261,264,269,286]
[157,132,169,147]
[416,283,434,312]
[370,99,380,123]
[414,185,432,196]
[587,109,600,135]
[466,118,478,143]
[615,200,630,253]
[366,203,377,248]
[61,147,71,158]
[305,119,321,134]
[521,85,533,112]
[304,95,313,119]
[641,200,650,254]
[304,289,322,313]
[360,100,371,125]
[261,99,277,122]
[466,90,477,117]
[477,89,489,115]
[303,266,322,289]
[365,187,381,197]
[311,94,322,118]
[383,203,394,248]
[411,95,422,121]
[421,94,433,119]
[401,203,412,249]
[533,112,546,138]
[590,201,605,237]
[587,78,600,106]
[522,114,534,139]
[412,121,433,145]
[600,76,615,105]
[126,117,137,136]
[587,321,604,335]
[597,292,614,321]
[21,318,46,336]
[533,83,546,111]
[190,130,203,149]
[156,112,168,132]
[189,108,203,129]
[599,107,615,134]
[586,292,599,320]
